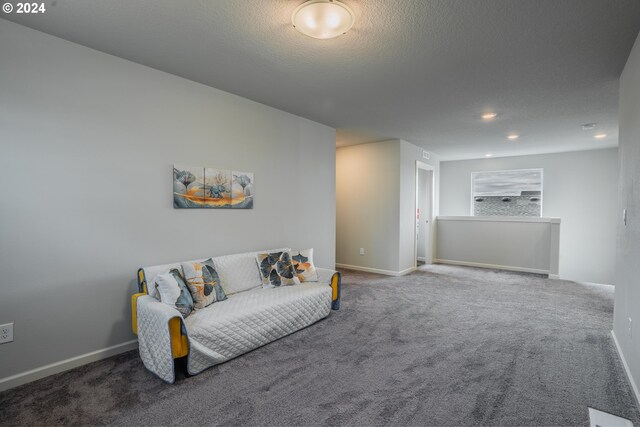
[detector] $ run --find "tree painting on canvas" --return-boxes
[173,165,252,209]
[203,168,232,208]
[173,165,206,208]
[231,172,254,209]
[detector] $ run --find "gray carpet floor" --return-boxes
[1,265,639,426]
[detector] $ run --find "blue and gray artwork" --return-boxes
[472,169,542,217]
[174,166,250,209]
[173,165,208,208]
[231,171,254,209]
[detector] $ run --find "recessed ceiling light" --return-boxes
[582,123,597,131]
[292,0,355,40]
[485,154,493,157]
[481,112,498,120]
[507,134,519,140]
[594,133,607,139]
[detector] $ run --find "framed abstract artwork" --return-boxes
[471,169,542,217]
[173,165,253,209]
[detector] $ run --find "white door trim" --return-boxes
[415,161,435,269]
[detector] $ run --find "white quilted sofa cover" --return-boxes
[136,248,336,383]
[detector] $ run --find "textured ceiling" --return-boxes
[4,1,640,160]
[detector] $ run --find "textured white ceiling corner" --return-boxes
[4,0,640,160]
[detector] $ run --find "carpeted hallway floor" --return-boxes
[1,265,638,426]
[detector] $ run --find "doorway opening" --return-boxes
[415,161,435,268]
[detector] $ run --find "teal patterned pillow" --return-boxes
[291,248,319,282]
[181,258,227,309]
[256,251,301,288]
[155,269,195,317]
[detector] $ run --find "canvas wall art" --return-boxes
[231,171,254,209]
[173,165,253,209]
[173,165,207,208]
[204,168,232,208]
[471,169,542,217]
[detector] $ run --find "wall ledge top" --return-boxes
[437,216,561,224]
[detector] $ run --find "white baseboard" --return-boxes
[549,274,560,280]
[417,256,426,262]
[611,330,640,408]
[398,266,417,276]
[335,263,416,277]
[0,339,138,392]
[575,281,614,288]
[433,259,550,275]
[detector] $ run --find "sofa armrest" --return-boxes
[135,295,189,383]
[131,292,147,335]
[316,267,341,310]
[133,294,189,358]
[316,267,336,284]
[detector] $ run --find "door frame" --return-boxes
[414,161,435,269]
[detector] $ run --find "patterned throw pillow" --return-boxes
[181,259,227,309]
[256,251,301,288]
[291,248,319,282]
[155,269,195,317]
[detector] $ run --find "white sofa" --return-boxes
[131,248,341,383]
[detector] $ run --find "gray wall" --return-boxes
[439,149,618,284]
[436,217,560,275]
[614,31,640,402]
[336,140,439,274]
[0,20,336,381]
[336,141,400,272]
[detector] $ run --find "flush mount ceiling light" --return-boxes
[485,154,493,158]
[507,134,519,140]
[481,112,498,120]
[594,133,607,139]
[582,123,597,131]
[292,0,355,40]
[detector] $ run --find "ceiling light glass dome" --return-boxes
[292,0,355,40]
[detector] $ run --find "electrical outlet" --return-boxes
[629,317,633,339]
[0,323,13,344]
[359,248,365,256]
[623,209,627,226]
